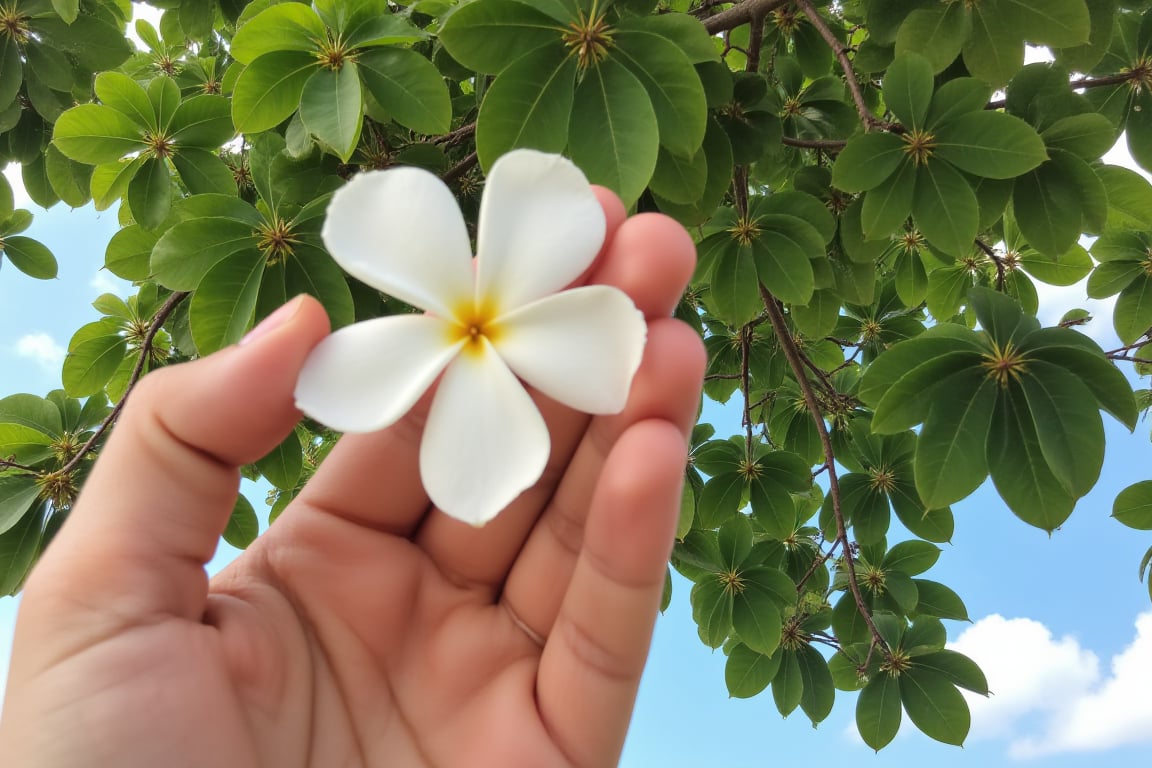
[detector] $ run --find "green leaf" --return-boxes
[90,157,145,211]
[913,650,990,695]
[358,47,452,135]
[105,224,157,281]
[1115,276,1152,345]
[223,494,260,549]
[912,161,979,258]
[152,218,257,291]
[841,475,890,545]
[912,578,970,621]
[1114,481,1152,530]
[232,51,318,134]
[915,368,996,509]
[832,132,906,193]
[0,394,62,438]
[1020,360,1104,498]
[127,156,171,231]
[796,644,835,724]
[476,44,576,171]
[884,52,935,129]
[1042,112,1116,160]
[44,144,92,208]
[999,0,1091,47]
[772,648,804,717]
[1,236,58,279]
[963,6,1024,87]
[230,2,326,63]
[0,422,55,464]
[857,673,902,751]
[439,0,561,74]
[935,111,1049,179]
[710,244,760,327]
[568,57,659,205]
[733,579,783,656]
[698,472,743,530]
[926,78,994,130]
[883,540,941,576]
[256,430,302,491]
[891,482,955,543]
[280,246,356,330]
[988,385,1076,530]
[725,643,780,698]
[861,159,915,239]
[633,12,718,64]
[718,514,753,570]
[0,476,43,537]
[895,3,970,73]
[1098,164,1152,230]
[753,216,819,305]
[190,250,267,355]
[53,104,145,164]
[613,22,708,156]
[690,577,732,648]
[62,333,128,398]
[0,36,19,113]
[0,503,45,596]
[1022,329,1139,429]
[148,76,182,133]
[899,667,970,746]
[299,64,363,161]
[170,95,236,148]
[172,148,238,196]
[649,145,707,204]
[93,71,155,131]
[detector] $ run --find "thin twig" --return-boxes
[759,284,890,656]
[60,292,188,476]
[0,458,38,473]
[795,0,876,130]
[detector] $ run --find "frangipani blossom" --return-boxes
[295,150,647,526]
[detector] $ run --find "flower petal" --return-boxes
[474,150,606,312]
[493,285,646,414]
[295,314,462,433]
[421,339,549,526]
[321,167,475,317]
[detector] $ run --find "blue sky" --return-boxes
[2,11,1152,759]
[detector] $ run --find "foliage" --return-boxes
[2,0,1152,749]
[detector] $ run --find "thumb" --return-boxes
[26,295,330,625]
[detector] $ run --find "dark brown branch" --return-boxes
[60,292,188,476]
[702,0,792,34]
[781,136,849,150]
[441,151,479,185]
[745,5,765,73]
[433,122,476,147]
[740,324,755,463]
[759,285,890,656]
[986,72,1137,110]
[975,239,1006,291]
[0,458,38,473]
[795,0,876,130]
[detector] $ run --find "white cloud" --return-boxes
[15,333,65,371]
[2,164,30,210]
[949,612,1152,759]
[91,271,127,296]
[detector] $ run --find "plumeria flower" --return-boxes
[295,150,647,526]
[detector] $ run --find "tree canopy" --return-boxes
[2,0,1152,750]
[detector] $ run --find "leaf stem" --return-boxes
[759,284,890,655]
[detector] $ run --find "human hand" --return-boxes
[0,189,704,768]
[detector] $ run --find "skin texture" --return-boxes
[0,189,704,768]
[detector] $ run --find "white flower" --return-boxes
[294,150,647,526]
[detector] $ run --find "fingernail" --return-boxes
[240,295,306,347]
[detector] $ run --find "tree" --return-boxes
[1,0,1151,750]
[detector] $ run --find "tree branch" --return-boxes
[759,285,890,656]
[975,239,1006,291]
[986,72,1138,110]
[441,151,479,185]
[794,0,877,130]
[781,136,849,150]
[60,291,188,476]
[433,122,476,147]
[702,0,792,34]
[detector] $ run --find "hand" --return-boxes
[0,190,704,768]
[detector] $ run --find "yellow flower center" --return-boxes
[450,299,502,356]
